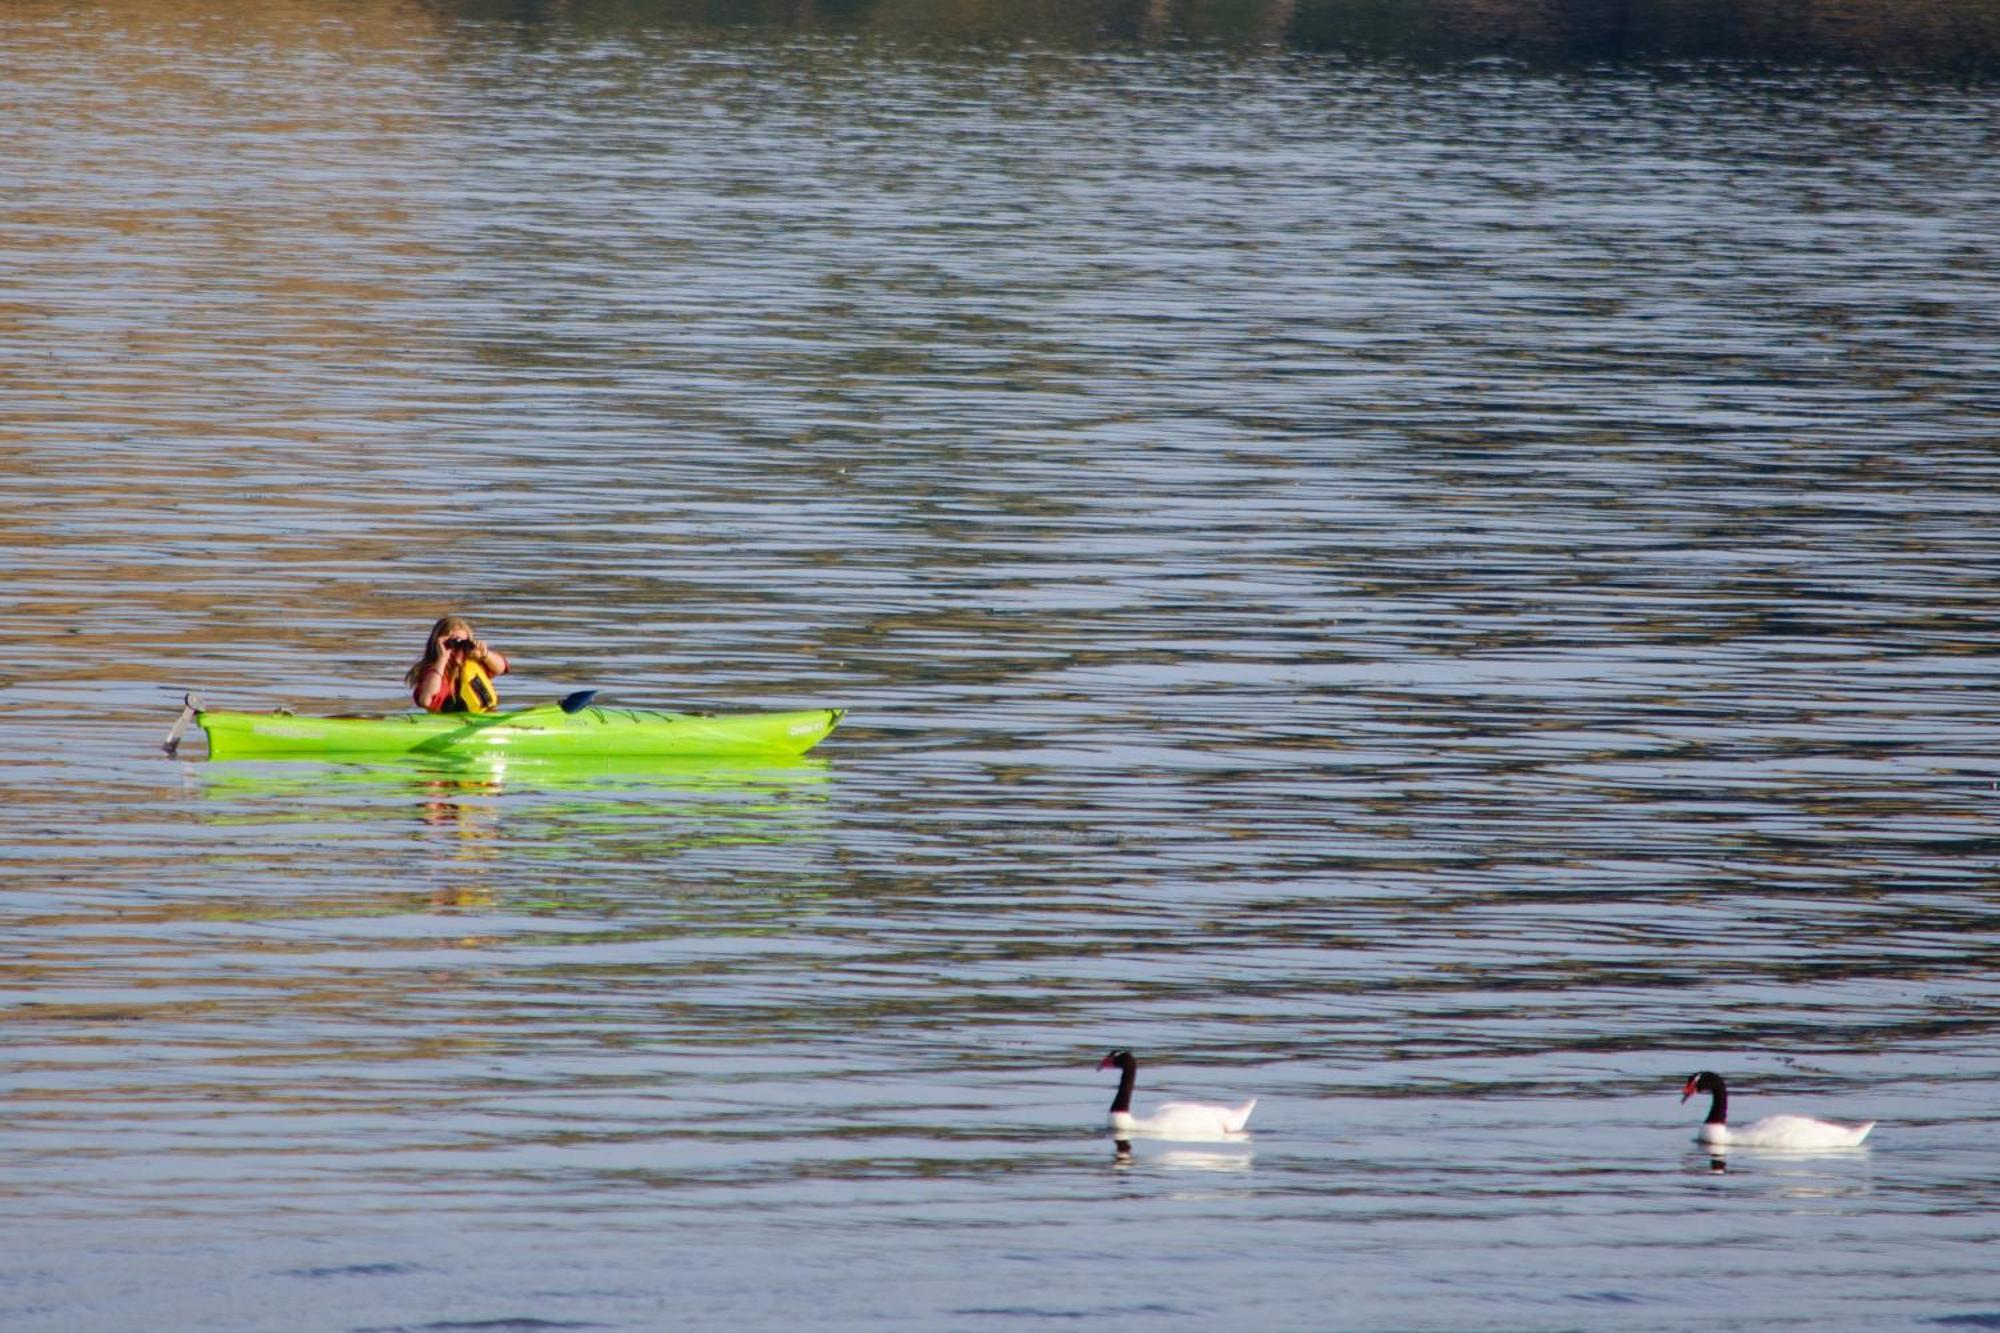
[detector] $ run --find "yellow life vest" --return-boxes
[456,656,499,714]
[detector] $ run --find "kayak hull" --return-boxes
[197,704,844,760]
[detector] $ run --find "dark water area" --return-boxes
[3,0,1999,1329]
[444,0,2000,77]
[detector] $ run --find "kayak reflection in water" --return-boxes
[406,615,511,714]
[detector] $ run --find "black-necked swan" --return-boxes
[1098,1050,1255,1141]
[1681,1071,1874,1148]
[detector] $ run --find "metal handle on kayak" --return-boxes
[162,692,203,756]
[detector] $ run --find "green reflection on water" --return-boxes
[187,753,837,915]
[195,751,833,799]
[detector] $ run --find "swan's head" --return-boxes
[1682,1071,1723,1103]
[1098,1049,1135,1072]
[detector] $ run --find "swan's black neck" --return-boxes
[1109,1055,1136,1113]
[1703,1079,1728,1126]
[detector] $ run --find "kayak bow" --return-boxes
[194,700,844,760]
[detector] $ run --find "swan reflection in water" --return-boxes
[1112,1138,1254,1172]
[1687,1146,1878,1200]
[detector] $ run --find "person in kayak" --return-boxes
[406,616,510,714]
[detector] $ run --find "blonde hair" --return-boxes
[405,615,475,687]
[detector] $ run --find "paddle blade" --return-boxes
[558,689,598,714]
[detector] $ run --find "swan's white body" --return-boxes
[1682,1072,1874,1150]
[1111,1099,1257,1142]
[1099,1050,1254,1142]
[1696,1115,1874,1149]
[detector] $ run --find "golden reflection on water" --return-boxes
[1,0,478,693]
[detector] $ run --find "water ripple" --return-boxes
[3,7,1997,1330]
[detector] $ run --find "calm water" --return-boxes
[4,2,1999,1329]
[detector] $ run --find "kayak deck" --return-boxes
[196,703,844,760]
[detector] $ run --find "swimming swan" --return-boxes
[1099,1049,1255,1141]
[1681,1071,1874,1149]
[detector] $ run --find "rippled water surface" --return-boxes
[4,3,1998,1329]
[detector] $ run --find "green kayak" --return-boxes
[194,699,844,761]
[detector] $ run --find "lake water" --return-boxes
[3,2,1998,1329]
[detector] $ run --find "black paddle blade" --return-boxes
[558,689,598,714]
